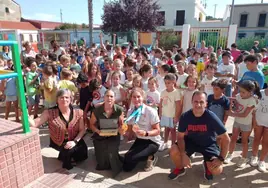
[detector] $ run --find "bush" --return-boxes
[158,30,181,50]
[237,36,268,51]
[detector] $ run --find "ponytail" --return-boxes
[253,81,262,99]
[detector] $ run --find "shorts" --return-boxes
[160,116,177,128]
[177,137,220,161]
[5,95,17,102]
[44,100,56,109]
[225,84,232,97]
[27,95,40,106]
[233,121,252,132]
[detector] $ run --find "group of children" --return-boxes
[0,40,267,173]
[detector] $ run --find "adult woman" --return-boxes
[90,90,126,177]
[123,87,161,172]
[21,41,37,64]
[29,89,88,170]
[1,46,12,60]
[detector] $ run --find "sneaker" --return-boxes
[224,153,233,164]
[249,156,258,167]
[190,152,196,159]
[158,143,168,152]
[257,161,267,172]
[203,162,213,180]
[120,135,124,141]
[168,168,186,180]
[144,156,158,172]
[237,157,249,168]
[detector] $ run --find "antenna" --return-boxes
[60,9,63,23]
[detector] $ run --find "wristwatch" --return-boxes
[217,156,225,162]
[74,140,78,145]
[145,132,149,137]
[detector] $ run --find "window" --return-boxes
[29,34,33,42]
[176,10,185,26]
[258,13,267,27]
[239,14,248,27]
[158,11,165,26]
[238,33,246,39]
[255,32,265,38]
[5,7,10,13]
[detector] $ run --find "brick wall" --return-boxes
[0,120,44,188]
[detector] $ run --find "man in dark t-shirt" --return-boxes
[168,91,230,181]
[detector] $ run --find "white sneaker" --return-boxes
[158,143,168,152]
[120,135,124,141]
[250,156,258,167]
[258,161,267,172]
[224,153,233,164]
[237,157,249,168]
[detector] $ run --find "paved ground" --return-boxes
[1,105,268,188]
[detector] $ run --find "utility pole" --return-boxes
[229,0,235,25]
[214,4,217,18]
[60,9,63,23]
[88,0,93,47]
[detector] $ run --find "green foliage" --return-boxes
[55,23,79,30]
[158,30,181,50]
[237,36,268,51]
[81,23,88,28]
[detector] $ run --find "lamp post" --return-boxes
[229,0,235,25]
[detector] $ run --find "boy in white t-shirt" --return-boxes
[200,64,217,96]
[215,52,235,97]
[176,61,188,89]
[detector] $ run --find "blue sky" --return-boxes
[15,0,268,24]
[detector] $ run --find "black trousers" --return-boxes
[123,138,159,172]
[50,138,88,170]
[93,135,123,177]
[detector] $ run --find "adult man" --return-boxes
[169,91,230,180]
[50,40,66,60]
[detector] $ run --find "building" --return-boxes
[224,3,268,39]
[0,0,21,22]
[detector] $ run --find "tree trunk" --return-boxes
[88,0,93,47]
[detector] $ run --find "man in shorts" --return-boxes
[168,91,230,180]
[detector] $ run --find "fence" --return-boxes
[190,27,229,50]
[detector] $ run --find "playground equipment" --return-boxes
[0,41,30,133]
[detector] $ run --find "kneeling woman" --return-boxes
[90,90,126,177]
[29,89,88,170]
[123,87,161,172]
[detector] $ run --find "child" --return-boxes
[207,79,230,124]
[111,71,125,105]
[186,64,198,78]
[25,59,40,118]
[70,54,81,73]
[58,68,78,94]
[250,86,268,172]
[156,64,169,93]
[181,75,199,114]
[238,55,265,89]
[194,52,204,79]
[84,79,107,116]
[200,64,217,96]
[124,69,134,89]
[176,61,188,89]
[1,64,19,122]
[106,59,125,87]
[159,73,181,151]
[101,56,113,85]
[215,51,235,97]
[262,65,268,89]
[42,65,58,109]
[60,54,71,69]
[139,64,153,92]
[87,63,101,83]
[146,77,160,110]
[77,73,90,127]
[224,80,261,167]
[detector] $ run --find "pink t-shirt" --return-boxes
[231,50,241,62]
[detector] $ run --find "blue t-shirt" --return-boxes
[178,109,226,147]
[207,95,230,122]
[240,70,265,89]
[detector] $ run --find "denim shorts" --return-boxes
[224,84,232,97]
[27,95,40,106]
[160,116,178,128]
[5,95,17,102]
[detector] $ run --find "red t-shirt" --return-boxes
[167,59,173,66]
[231,50,241,62]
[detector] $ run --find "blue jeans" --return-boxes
[225,84,232,97]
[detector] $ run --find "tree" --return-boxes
[55,23,78,30]
[82,23,88,28]
[88,0,93,46]
[101,0,163,32]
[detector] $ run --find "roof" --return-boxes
[232,3,268,7]
[0,20,37,30]
[21,18,62,29]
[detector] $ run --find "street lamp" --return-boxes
[229,0,235,25]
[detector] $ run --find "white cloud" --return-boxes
[23,13,60,22]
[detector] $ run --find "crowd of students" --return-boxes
[0,36,268,178]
